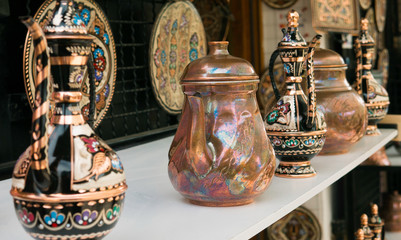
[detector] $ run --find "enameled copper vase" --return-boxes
[10,1,127,239]
[361,214,374,240]
[368,204,384,239]
[168,41,276,207]
[354,18,390,136]
[265,10,326,178]
[314,48,367,155]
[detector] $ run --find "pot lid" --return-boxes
[314,48,347,69]
[180,41,259,83]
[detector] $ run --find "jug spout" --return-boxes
[187,95,215,178]
[305,34,322,129]
[21,17,51,191]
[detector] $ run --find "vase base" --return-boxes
[188,198,254,207]
[366,125,381,136]
[275,161,316,178]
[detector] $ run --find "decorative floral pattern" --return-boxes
[74,210,98,226]
[19,208,35,224]
[44,211,65,228]
[266,100,291,125]
[106,205,120,221]
[81,136,105,153]
[285,138,300,147]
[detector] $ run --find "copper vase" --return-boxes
[314,48,367,155]
[383,191,401,232]
[10,1,127,239]
[354,18,390,136]
[168,41,276,206]
[265,10,326,178]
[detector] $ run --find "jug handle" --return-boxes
[268,49,281,101]
[87,54,96,128]
[354,39,369,102]
[21,17,51,173]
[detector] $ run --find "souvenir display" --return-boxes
[192,0,231,42]
[354,18,389,136]
[168,41,276,206]
[23,0,116,128]
[265,10,326,178]
[267,206,321,240]
[311,0,360,34]
[262,0,298,9]
[359,0,371,10]
[361,214,374,240]
[10,1,127,239]
[257,62,286,117]
[383,191,401,232]
[314,48,367,155]
[368,204,384,239]
[375,0,387,32]
[150,0,207,114]
[365,8,378,67]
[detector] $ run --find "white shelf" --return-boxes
[386,232,401,240]
[0,129,397,240]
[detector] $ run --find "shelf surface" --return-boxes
[0,129,397,240]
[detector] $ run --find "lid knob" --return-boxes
[208,41,229,55]
[287,10,299,28]
[361,18,369,31]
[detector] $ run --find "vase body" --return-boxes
[355,18,390,136]
[168,41,276,206]
[10,2,126,239]
[265,10,326,178]
[314,48,367,155]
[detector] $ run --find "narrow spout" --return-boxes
[187,95,214,178]
[21,16,51,190]
[305,34,322,129]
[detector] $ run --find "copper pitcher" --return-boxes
[265,10,326,178]
[314,48,367,155]
[354,18,390,136]
[10,1,126,239]
[168,41,276,206]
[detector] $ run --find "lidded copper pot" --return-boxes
[168,41,276,207]
[314,48,367,155]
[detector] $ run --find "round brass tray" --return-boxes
[23,0,116,128]
[149,0,207,114]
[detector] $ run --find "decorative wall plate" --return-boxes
[311,0,360,34]
[377,48,389,87]
[150,1,207,114]
[23,0,116,129]
[365,8,378,66]
[359,0,372,10]
[262,0,298,9]
[375,0,387,32]
[267,206,322,240]
[257,63,286,117]
[192,0,230,42]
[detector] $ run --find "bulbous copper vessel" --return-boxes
[383,191,401,232]
[168,41,276,207]
[355,18,390,136]
[265,10,326,178]
[314,48,367,155]
[10,1,126,239]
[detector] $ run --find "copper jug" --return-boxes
[265,10,326,178]
[168,41,276,206]
[314,48,367,155]
[10,1,127,239]
[354,18,390,136]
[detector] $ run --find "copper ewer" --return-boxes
[314,48,367,155]
[354,18,390,136]
[168,41,276,206]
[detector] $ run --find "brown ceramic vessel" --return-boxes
[314,48,367,155]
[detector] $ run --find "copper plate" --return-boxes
[268,206,322,240]
[359,0,372,10]
[262,0,298,9]
[377,48,389,87]
[365,8,378,66]
[311,0,360,34]
[23,0,116,129]
[149,1,207,114]
[375,0,387,32]
[192,0,230,42]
